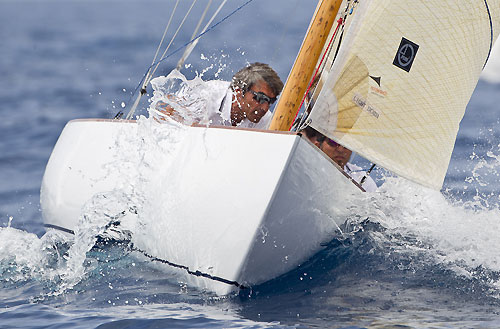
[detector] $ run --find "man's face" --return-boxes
[319,138,352,168]
[237,80,277,123]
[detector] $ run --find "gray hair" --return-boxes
[230,62,284,96]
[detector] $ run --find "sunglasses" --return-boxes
[318,136,340,147]
[325,138,339,147]
[249,90,277,105]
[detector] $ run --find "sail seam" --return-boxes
[483,0,493,68]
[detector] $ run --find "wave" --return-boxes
[3,183,500,303]
[2,104,500,302]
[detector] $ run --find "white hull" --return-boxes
[41,119,363,294]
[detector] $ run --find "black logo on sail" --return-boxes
[370,76,381,87]
[393,37,419,72]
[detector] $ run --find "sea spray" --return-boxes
[462,141,500,210]
[149,70,232,126]
[0,226,70,286]
[56,112,190,289]
[149,70,209,125]
[341,175,500,297]
[59,191,133,293]
[3,71,225,295]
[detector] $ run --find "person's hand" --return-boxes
[155,101,184,122]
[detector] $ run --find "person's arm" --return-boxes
[155,100,185,123]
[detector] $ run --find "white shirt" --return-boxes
[202,81,272,129]
[345,163,378,192]
[150,75,272,129]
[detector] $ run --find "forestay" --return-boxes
[309,0,500,190]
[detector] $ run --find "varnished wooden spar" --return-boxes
[269,0,342,131]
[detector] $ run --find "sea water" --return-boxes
[2,0,500,328]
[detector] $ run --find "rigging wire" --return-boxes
[114,0,181,120]
[176,0,213,70]
[146,0,181,88]
[328,0,357,72]
[294,0,355,131]
[291,1,377,184]
[125,0,199,120]
[291,16,344,132]
[119,0,254,120]
[150,0,199,79]
[176,0,228,70]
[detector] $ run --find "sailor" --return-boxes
[156,62,284,129]
[302,126,378,192]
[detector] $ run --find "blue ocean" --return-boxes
[2,0,500,328]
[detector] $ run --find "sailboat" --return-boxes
[40,0,499,294]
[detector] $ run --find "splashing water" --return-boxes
[453,127,500,210]
[1,70,227,294]
[4,114,500,299]
[74,115,500,297]
[337,172,500,298]
[0,110,193,296]
[3,69,500,302]
[0,225,74,301]
[149,69,231,126]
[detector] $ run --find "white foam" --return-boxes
[0,226,70,284]
[346,172,500,290]
[149,70,223,126]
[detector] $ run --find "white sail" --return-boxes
[309,0,500,189]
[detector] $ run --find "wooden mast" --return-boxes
[269,0,343,131]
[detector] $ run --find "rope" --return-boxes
[45,218,248,289]
[120,0,255,120]
[290,17,344,131]
[294,0,358,130]
[130,244,249,289]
